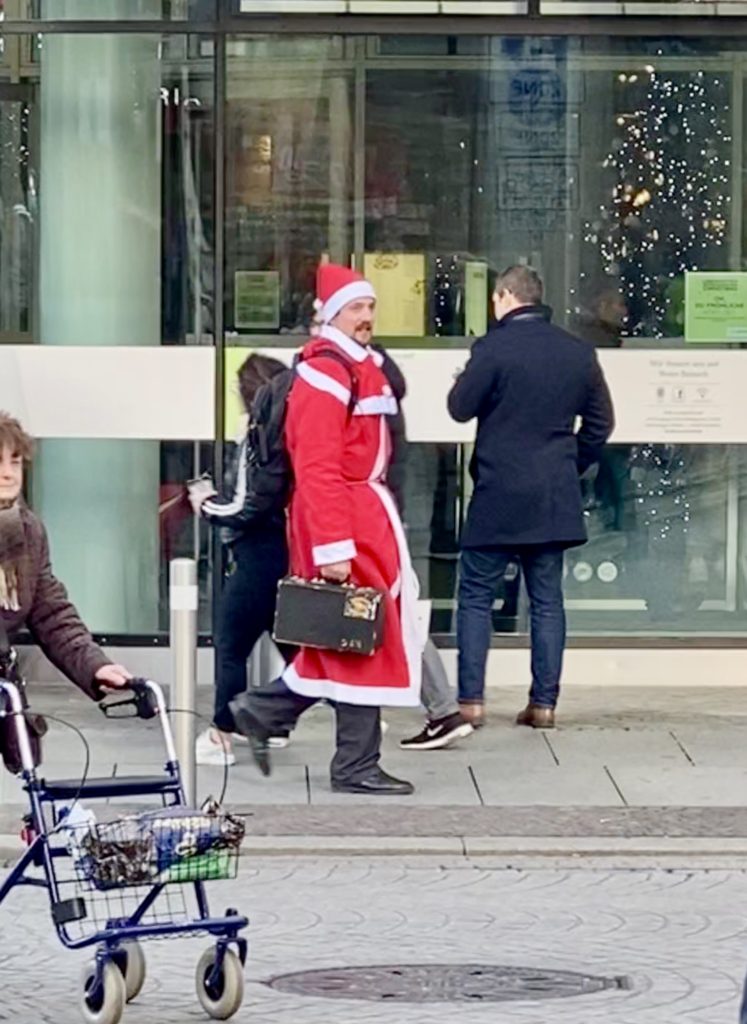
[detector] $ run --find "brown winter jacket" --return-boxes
[0,504,111,700]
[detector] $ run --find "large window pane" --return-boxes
[565,443,745,635]
[0,32,215,347]
[17,1,216,20]
[365,38,744,345]
[28,438,214,636]
[222,32,747,639]
[0,32,216,636]
[225,36,353,337]
[0,85,32,341]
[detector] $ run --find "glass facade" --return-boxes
[0,30,216,634]
[2,8,747,643]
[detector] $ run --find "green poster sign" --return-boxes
[685,271,747,344]
[465,261,488,337]
[234,270,280,330]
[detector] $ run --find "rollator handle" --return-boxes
[100,679,160,721]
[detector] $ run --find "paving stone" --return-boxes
[607,765,747,807]
[1,858,746,1023]
[475,764,625,807]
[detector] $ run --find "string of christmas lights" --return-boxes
[631,444,691,541]
[434,253,460,336]
[585,64,731,337]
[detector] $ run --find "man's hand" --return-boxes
[95,664,132,690]
[320,560,351,583]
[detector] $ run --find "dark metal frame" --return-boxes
[210,32,227,668]
[1,17,744,33]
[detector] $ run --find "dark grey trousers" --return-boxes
[245,678,381,785]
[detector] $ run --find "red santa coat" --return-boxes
[282,325,423,707]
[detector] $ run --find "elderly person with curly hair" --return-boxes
[0,412,131,710]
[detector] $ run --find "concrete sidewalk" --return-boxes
[3,682,747,860]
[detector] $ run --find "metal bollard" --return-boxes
[170,558,198,805]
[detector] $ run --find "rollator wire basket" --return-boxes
[68,806,245,892]
[0,677,250,1024]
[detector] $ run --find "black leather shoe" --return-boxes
[331,768,415,796]
[229,698,272,777]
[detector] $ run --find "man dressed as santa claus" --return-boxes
[231,263,422,795]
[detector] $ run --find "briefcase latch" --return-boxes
[343,591,380,622]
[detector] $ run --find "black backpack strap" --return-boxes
[299,347,359,417]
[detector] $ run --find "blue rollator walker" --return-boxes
[0,676,248,1024]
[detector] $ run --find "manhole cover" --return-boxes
[267,964,629,1003]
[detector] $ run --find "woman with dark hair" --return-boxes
[190,354,291,766]
[0,413,131,762]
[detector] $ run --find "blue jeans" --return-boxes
[457,545,566,708]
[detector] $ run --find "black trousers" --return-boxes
[213,530,288,734]
[245,678,381,785]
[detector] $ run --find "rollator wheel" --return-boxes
[195,946,244,1020]
[118,940,146,1002]
[80,959,126,1024]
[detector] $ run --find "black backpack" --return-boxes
[246,348,360,517]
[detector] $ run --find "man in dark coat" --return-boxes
[447,266,614,729]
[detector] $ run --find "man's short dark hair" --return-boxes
[495,265,543,306]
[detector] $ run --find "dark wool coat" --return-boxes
[448,306,615,549]
[0,504,110,699]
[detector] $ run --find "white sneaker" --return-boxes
[268,735,291,749]
[196,729,236,767]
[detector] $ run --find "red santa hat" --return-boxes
[315,263,376,324]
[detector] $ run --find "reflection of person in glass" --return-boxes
[0,413,132,765]
[448,267,614,730]
[573,287,628,349]
[573,285,630,534]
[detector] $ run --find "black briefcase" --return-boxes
[273,576,386,656]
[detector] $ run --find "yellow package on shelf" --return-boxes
[363,253,426,338]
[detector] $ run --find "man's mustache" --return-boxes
[355,322,373,332]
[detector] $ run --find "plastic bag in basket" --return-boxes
[80,804,245,889]
[138,806,245,880]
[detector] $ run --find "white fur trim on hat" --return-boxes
[321,279,376,324]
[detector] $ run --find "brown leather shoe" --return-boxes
[458,702,486,729]
[516,704,556,729]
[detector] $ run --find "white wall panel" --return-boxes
[3,344,747,445]
[0,346,215,440]
[541,1,747,12]
[263,346,747,445]
[239,0,527,10]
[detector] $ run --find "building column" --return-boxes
[36,3,162,632]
